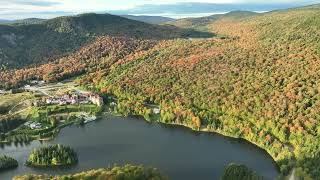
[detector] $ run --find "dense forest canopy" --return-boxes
[13,163,260,180]
[1,3,320,179]
[0,13,212,69]
[221,163,263,180]
[0,155,18,171]
[90,5,320,179]
[13,164,167,180]
[0,36,157,89]
[26,145,78,167]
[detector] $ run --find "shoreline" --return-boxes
[0,111,281,180]
[144,117,281,173]
[1,109,282,178]
[102,111,281,173]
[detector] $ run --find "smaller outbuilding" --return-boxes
[153,107,160,114]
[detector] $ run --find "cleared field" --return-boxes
[0,92,35,115]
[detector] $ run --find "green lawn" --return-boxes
[0,92,35,115]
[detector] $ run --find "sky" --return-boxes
[0,0,319,20]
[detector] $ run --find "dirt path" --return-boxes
[289,168,296,180]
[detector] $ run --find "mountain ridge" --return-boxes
[109,2,313,15]
[0,13,212,69]
[120,15,174,24]
[168,10,259,29]
[0,18,45,25]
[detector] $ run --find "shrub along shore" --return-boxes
[0,155,18,171]
[13,163,261,180]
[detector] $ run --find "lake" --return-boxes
[0,115,279,180]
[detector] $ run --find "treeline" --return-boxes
[221,164,263,180]
[26,144,78,167]
[0,155,18,171]
[13,163,263,180]
[106,96,155,121]
[14,164,167,180]
[0,115,24,134]
[0,113,33,144]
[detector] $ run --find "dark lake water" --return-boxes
[0,116,279,180]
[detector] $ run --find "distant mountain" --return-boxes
[109,2,312,16]
[168,11,259,29]
[0,19,12,24]
[0,18,46,25]
[0,18,45,25]
[120,15,174,24]
[11,18,46,25]
[0,13,212,69]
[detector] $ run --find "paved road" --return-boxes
[25,82,76,97]
[25,86,51,96]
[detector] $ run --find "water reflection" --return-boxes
[0,116,279,180]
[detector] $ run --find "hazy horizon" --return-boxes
[0,0,319,20]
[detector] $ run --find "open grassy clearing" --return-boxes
[0,92,35,115]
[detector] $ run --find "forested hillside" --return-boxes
[80,5,319,179]
[167,11,259,30]
[0,13,211,69]
[0,36,156,89]
[2,4,320,179]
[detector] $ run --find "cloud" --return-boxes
[0,11,72,16]
[235,0,318,3]
[0,0,61,7]
[109,0,319,6]
[0,0,319,20]
[0,0,68,19]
